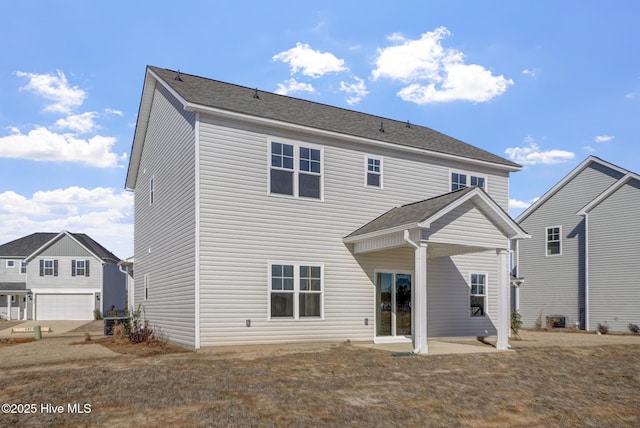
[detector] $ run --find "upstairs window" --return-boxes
[270,141,322,199]
[20,261,26,274]
[451,171,486,191]
[6,260,15,268]
[365,155,383,188]
[546,226,562,256]
[72,259,90,277]
[40,259,58,277]
[470,273,487,317]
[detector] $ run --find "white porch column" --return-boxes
[6,294,11,321]
[496,249,510,350]
[413,242,428,354]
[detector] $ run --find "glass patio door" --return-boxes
[376,272,412,337]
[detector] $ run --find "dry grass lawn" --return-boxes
[1,338,639,427]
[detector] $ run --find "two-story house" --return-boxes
[125,66,529,352]
[0,231,127,320]
[513,156,640,332]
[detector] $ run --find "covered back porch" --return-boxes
[344,187,529,354]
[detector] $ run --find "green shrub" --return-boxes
[511,309,523,336]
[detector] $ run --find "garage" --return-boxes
[35,294,94,320]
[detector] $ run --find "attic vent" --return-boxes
[174,70,183,81]
[406,120,411,128]
[379,121,385,133]
[253,88,260,99]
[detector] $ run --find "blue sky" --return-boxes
[1,1,638,258]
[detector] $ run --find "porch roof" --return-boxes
[343,187,529,254]
[0,282,28,293]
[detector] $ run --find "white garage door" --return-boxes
[36,294,94,320]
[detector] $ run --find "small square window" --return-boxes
[6,260,15,268]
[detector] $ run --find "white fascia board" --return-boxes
[420,189,530,240]
[24,230,105,264]
[30,288,100,294]
[516,156,631,223]
[577,172,640,216]
[342,223,419,243]
[125,69,162,190]
[182,101,521,173]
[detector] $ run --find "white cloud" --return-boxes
[0,127,125,168]
[0,187,133,258]
[274,78,317,96]
[104,108,123,116]
[371,27,513,104]
[625,92,637,99]
[17,70,86,114]
[509,199,532,209]
[55,112,98,133]
[340,76,369,105]
[594,135,614,143]
[521,68,539,78]
[273,43,348,78]
[583,145,597,153]
[505,136,575,165]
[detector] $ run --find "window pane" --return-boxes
[271,293,294,317]
[300,278,308,291]
[271,154,282,168]
[310,160,320,173]
[311,279,321,291]
[283,156,294,169]
[300,147,309,160]
[300,160,310,171]
[271,169,294,195]
[283,278,294,290]
[299,173,320,198]
[548,242,560,255]
[272,265,282,277]
[367,173,380,187]
[283,144,293,157]
[283,265,294,277]
[272,278,282,290]
[299,293,321,317]
[310,148,320,162]
[300,265,308,277]
[310,266,321,278]
[470,296,485,317]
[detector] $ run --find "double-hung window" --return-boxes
[470,273,487,317]
[365,155,383,188]
[20,261,26,274]
[270,141,322,199]
[451,171,486,191]
[41,259,57,277]
[72,259,90,277]
[270,263,323,319]
[546,226,561,256]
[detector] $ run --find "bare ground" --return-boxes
[1,332,639,427]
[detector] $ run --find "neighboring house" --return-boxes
[0,231,126,320]
[125,66,529,352]
[513,156,640,332]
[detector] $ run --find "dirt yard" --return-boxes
[0,331,639,427]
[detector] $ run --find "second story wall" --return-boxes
[0,258,26,283]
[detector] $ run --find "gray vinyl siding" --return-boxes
[27,256,101,291]
[39,235,95,257]
[197,115,511,346]
[517,163,624,328]
[102,263,127,314]
[0,258,25,283]
[133,84,197,347]
[587,178,640,332]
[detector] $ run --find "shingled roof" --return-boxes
[146,66,520,169]
[0,232,120,263]
[346,187,476,238]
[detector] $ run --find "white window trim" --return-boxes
[364,154,383,189]
[6,260,15,268]
[545,225,562,257]
[74,259,86,277]
[449,169,488,191]
[43,259,55,276]
[268,261,324,321]
[469,272,488,319]
[20,260,26,275]
[373,269,414,341]
[267,137,324,201]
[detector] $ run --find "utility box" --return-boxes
[104,317,129,336]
